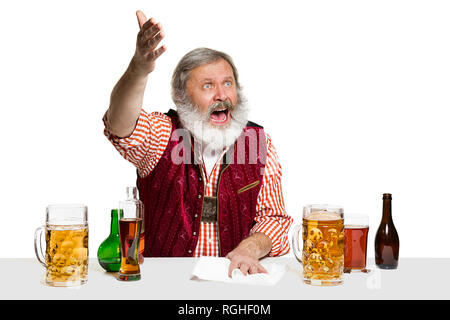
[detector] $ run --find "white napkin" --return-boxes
[191,257,287,286]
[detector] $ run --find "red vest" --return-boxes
[137,109,266,257]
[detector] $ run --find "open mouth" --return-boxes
[209,107,230,126]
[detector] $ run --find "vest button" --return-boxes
[194,214,198,218]
[198,194,202,199]
[199,177,202,181]
[193,232,197,236]
[188,250,192,254]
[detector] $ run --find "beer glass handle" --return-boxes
[34,225,46,267]
[291,225,302,264]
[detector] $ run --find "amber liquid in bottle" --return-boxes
[375,193,400,269]
[121,186,145,264]
[118,218,142,280]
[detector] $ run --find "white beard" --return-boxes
[176,97,249,156]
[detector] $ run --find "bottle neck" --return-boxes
[382,198,392,223]
[110,210,120,235]
[126,186,137,200]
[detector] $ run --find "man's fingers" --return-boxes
[258,264,268,274]
[142,24,163,46]
[136,10,160,34]
[137,22,164,53]
[247,263,268,275]
[239,263,249,276]
[136,10,147,29]
[228,260,239,278]
[249,265,259,275]
[147,45,166,61]
[143,23,160,39]
[146,30,164,50]
[140,18,160,36]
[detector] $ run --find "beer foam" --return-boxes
[306,211,342,221]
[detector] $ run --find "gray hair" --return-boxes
[171,47,241,106]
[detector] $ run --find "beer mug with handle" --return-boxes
[292,204,344,286]
[34,204,89,287]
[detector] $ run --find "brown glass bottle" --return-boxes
[375,193,399,269]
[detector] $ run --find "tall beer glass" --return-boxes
[34,204,89,287]
[293,204,344,286]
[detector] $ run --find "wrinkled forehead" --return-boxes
[187,58,235,83]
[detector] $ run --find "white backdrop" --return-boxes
[1,0,449,258]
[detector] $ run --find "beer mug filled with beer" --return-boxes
[292,204,345,286]
[34,204,89,287]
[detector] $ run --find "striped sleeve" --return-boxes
[103,109,172,178]
[251,133,294,256]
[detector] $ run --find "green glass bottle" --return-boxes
[97,209,123,272]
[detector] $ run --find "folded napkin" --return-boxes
[191,257,287,286]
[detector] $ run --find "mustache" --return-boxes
[207,101,234,116]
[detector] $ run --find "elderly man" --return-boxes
[104,11,293,276]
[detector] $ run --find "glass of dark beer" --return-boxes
[117,199,142,281]
[344,214,369,272]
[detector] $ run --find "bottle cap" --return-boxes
[383,193,392,199]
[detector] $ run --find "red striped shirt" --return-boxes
[104,109,293,256]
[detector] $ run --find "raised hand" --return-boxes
[131,10,166,76]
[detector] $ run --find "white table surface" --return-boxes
[1,257,449,300]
